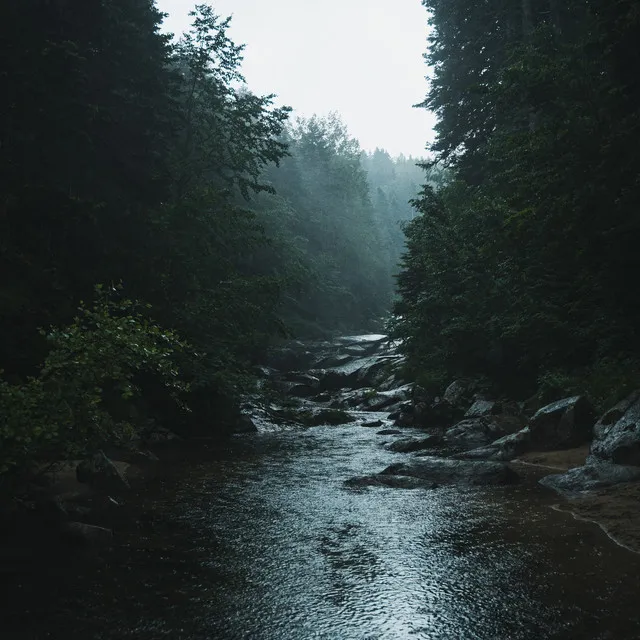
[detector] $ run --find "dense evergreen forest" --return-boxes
[0,2,426,474]
[394,0,640,409]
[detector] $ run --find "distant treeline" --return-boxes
[393,0,640,408]
[0,2,431,470]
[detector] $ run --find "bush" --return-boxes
[0,286,190,473]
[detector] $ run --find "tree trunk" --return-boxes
[522,0,533,40]
[549,0,562,37]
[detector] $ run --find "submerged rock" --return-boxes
[379,456,519,486]
[539,463,640,495]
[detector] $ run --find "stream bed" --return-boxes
[5,334,640,639]
[8,421,640,640]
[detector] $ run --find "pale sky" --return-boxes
[156,0,436,158]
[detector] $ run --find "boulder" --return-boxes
[367,384,413,411]
[590,390,640,465]
[528,396,595,450]
[379,456,519,486]
[308,409,356,426]
[394,412,414,428]
[465,399,499,419]
[445,415,524,450]
[377,429,402,435]
[443,379,477,407]
[76,451,130,492]
[539,463,640,495]
[458,428,532,461]
[361,419,384,428]
[385,435,443,453]
[414,399,461,429]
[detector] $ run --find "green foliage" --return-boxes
[0,286,189,473]
[396,0,640,403]
[254,114,417,335]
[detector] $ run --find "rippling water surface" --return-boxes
[10,420,640,639]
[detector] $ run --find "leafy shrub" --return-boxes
[0,286,189,473]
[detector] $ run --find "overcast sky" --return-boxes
[156,0,436,158]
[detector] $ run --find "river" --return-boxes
[6,337,640,639]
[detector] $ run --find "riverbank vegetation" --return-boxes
[0,2,426,476]
[393,0,640,410]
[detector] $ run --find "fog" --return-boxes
[157,0,436,157]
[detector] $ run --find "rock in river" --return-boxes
[445,415,524,450]
[385,435,443,453]
[539,463,640,495]
[349,456,519,487]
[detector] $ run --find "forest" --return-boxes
[393,0,640,410]
[0,1,433,475]
[2,0,640,476]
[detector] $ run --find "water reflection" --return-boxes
[7,422,640,639]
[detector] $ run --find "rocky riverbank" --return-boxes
[6,332,640,562]
[258,334,640,554]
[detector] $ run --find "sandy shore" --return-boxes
[513,446,640,554]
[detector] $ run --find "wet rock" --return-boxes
[61,522,113,547]
[288,384,318,398]
[394,412,414,427]
[233,414,259,433]
[380,456,519,486]
[385,435,443,453]
[414,399,461,429]
[445,415,524,450]
[253,365,277,378]
[332,388,379,409]
[539,463,640,495]
[316,369,352,391]
[361,419,384,428]
[283,372,320,387]
[590,390,640,465]
[443,379,477,407]
[312,354,354,370]
[367,384,413,411]
[76,451,129,492]
[457,428,532,461]
[465,399,499,419]
[308,409,356,426]
[377,429,402,435]
[267,345,316,371]
[528,396,595,450]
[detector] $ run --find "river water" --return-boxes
[13,417,640,640]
